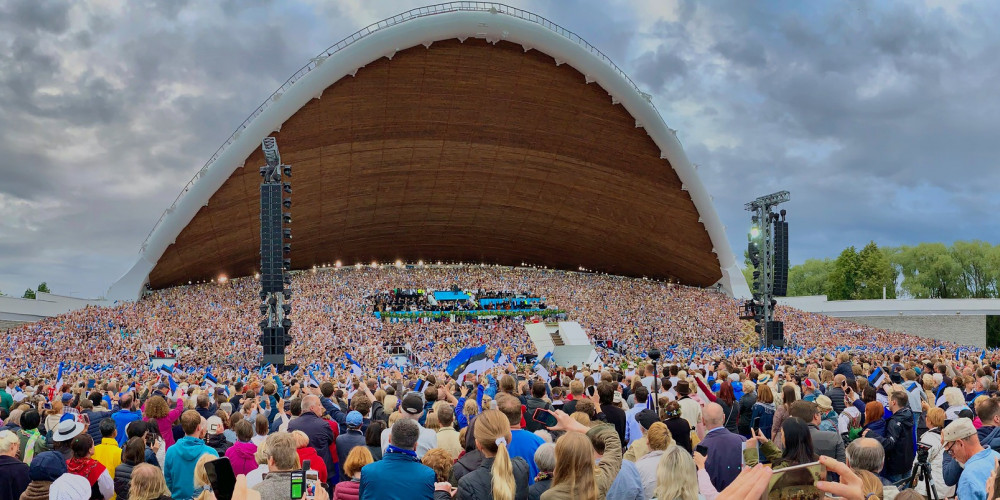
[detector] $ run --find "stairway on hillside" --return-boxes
[550,331,565,346]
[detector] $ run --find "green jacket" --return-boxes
[742,441,798,469]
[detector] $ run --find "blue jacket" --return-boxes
[288,413,337,478]
[943,425,1000,486]
[359,450,435,500]
[750,402,775,440]
[164,436,219,500]
[700,427,748,491]
[84,408,114,443]
[112,409,143,446]
[320,396,347,431]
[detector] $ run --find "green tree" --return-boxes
[891,243,965,298]
[825,247,861,300]
[22,288,36,299]
[787,258,834,296]
[950,241,998,298]
[856,241,896,299]
[36,282,50,294]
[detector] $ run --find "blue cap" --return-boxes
[30,451,67,481]
[346,411,363,428]
[59,413,76,423]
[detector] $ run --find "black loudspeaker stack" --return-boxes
[772,221,789,296]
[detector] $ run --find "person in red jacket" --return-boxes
[293,430,329,485]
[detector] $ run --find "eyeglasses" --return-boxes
[944,440,960,455]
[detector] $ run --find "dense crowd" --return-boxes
[2,265,998,499]
[0,266,960,378]
[3,350,1000,499]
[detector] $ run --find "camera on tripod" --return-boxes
[916,442,931,461]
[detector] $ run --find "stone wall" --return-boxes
[845,314,986,348]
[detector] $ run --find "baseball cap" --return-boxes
[401,393,423,415]
[636,409,659,431]
[60,393,73,402]
[346,411,363,428]
[942,418,977,442]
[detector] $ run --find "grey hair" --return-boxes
[533,430,552,443]
[301,395,321,414]
[846,438,884,474]
[534,442,556,473]
[390,418,420,450]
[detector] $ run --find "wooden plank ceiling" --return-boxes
[148,38,721,289]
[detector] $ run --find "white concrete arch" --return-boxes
[108,3,749,301]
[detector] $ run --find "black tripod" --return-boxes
[896,446,938,500]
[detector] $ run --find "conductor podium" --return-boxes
[524,321,600,367]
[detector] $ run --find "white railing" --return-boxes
[140,2,661,252]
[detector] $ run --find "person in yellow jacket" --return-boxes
[92,419,123,479]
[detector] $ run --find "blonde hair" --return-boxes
[193,454,215,500]
[856,469,883,500]
[926,407,945,429]
[343,446,374,478]
[474,410,516,500]
[253,435,272,465]
[388,411,402,427]
[463,399,479,418]
[425,411,441,431]
[653,445,699,500]
[552,431,597,500]
[571,412,592,427]
[129,463,171,500]
[292,430,310,449]
[383,395,398,415]
[646,422,672,451]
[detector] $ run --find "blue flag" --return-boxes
[345,353,363,376]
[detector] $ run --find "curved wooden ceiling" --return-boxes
[148,38,720,289]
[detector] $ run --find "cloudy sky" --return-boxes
[1,0,997,298]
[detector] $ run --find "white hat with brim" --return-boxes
[52,420,85,443]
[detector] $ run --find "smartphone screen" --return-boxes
[695,444,708,456]
[205,457,237,500]
[532,408,557,427]
[290,469,305,499]
[762,461,825,500]
[752,416,761,429]
[305,469,319,499]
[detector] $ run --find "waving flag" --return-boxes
[308,371,321,388]
[158,364,174,378]
[868,367,886,388]
[494,350,509,366]
[534,352,554,382]
[55,362,65,390]
[346,353,363,376]
[447,345,488,379]
[204,371,218,389]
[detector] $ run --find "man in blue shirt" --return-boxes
[624,385,649,446]
[111,393,142,446]
[943,418,1000,500]
[360,418,435,500]
[498,394,545,484]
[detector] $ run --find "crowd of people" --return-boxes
[0,265,960,377]
[1,265,998,499]
[3,350,1000,499]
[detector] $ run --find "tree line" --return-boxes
[0,282,51,299]
[785,240,999,300]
